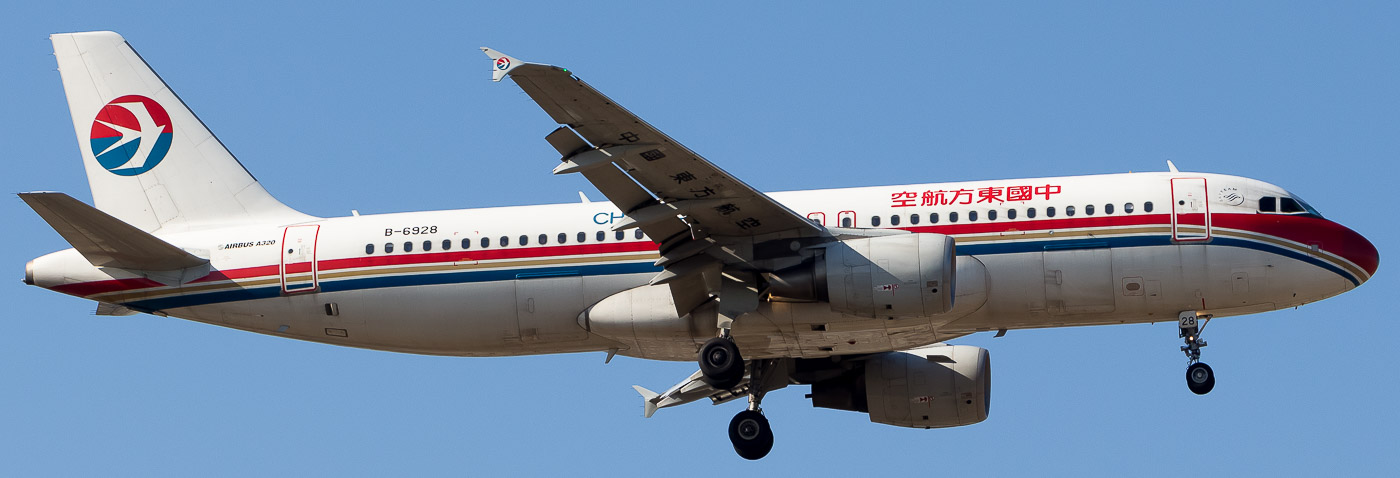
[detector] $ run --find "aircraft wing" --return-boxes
[481,48,822,240]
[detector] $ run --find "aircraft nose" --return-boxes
[1334,223,1379,282]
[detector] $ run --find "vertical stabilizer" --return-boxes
[50,31,312,233]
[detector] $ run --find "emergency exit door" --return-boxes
[1171,178,1211,241]
[280,225,320,293]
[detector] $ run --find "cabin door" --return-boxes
[1171,178,1211,241]
[280,225,320,293]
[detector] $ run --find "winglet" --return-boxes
[632,385,660,418]
[480,47,524,82]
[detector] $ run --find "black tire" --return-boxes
[1186,362,1215,395]
[728,410,774,460]
[699,337,744,390]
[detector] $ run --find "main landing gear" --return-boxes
[1179,311,1215,395]
[699,336,744,390]
[698,336,776,460]
[728,359,775,460]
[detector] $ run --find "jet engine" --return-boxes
[767,233,956,318]
[800,345,990,428]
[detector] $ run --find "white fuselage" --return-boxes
[28,171,1377,361]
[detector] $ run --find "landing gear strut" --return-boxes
[728,360,775,460]
[1179,311,1215,395]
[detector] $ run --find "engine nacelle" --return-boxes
[807,345,990,429]
[771,233,956,318]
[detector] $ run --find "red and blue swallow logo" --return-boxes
[89,95,173,176]
[495,57,511,70]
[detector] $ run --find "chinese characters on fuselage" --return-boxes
[891,184,1062,207]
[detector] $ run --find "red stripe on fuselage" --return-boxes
[52,277,164,297]
[902,212,1167,235]
[317,241,659,272]
[1212,214,1378,275]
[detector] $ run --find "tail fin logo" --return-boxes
[89,95,173,176]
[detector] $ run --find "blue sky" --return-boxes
[2,1,1396,476]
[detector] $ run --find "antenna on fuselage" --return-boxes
[1167,160,1180,173]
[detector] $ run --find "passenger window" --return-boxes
[929,213,939,224]
[519,235,528,246]
[910,213,920,225]
[1046,207,1056,218]
[890,215,901,226]
[871,216,882,227]
[635,229,644,240]
[988,210,997,221]
[577,232,587,243]
[841,217,852,227]
[481,237,490,249]
[1259,196,1277,212]
[365,243,374,255]
[968,210,978,222]
[949,211,959,223]
[422,240,432,252]
[1007,209,1017,220]
[1144,201,1154,213]
[1105,203,1115,214]
[1027,207,1037,218]
[442,239,451,251]
[1124,203,1135,213]
[462,238,471,250]
[1065,205,1075,217]
[558,233,567,244]
[384,242,394,253]
[615,231,625,241]
[403,241,413,253]
[538,234,547,245]
[1085,204,1095,216]
[500,236,509,247]
[596,231,606,242]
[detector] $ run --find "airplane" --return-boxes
[24,31,1378,460]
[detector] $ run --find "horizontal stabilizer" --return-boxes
[20,192,208,271]
[96,302,138,316]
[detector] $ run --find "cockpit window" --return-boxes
[1259,195,1322,218]
[1290,195,1323,217]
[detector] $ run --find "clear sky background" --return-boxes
[2,1,1396,476]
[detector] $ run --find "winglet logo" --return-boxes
[495,57,511,70]
[89,95,173,176]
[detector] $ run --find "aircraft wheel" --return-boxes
[1186,362,1215,395]
[728,410,774,460]
[699,337,744,390]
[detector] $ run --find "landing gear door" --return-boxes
[1171,178,1210,242]
[280,225,320,294]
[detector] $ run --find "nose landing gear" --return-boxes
[1179,311,1215,395]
